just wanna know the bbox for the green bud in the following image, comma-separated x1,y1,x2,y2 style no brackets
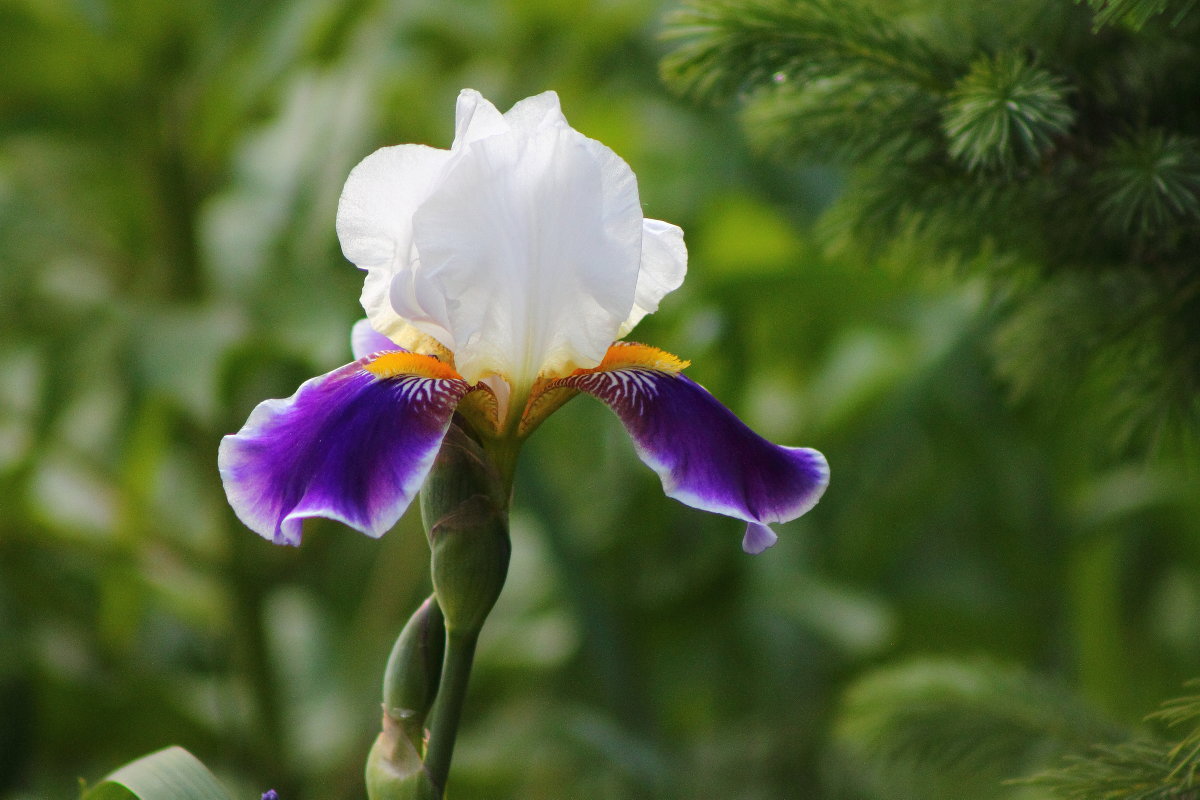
382,595,445,749
420,424,511,634
367,596,445,800
428,495,510,634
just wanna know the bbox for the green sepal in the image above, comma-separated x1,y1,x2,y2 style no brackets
81,747,234,800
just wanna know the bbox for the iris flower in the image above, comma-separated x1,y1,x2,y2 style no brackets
219,90,828,555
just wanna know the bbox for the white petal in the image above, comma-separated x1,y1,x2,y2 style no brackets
453,89,508,147
409,109,644,387
501,90,570,133
336,144,452,344
337,91,686,394
619,218,688,337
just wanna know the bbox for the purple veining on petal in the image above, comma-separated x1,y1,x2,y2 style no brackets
351,318,403,360
219,358,470,545
560,368,829,549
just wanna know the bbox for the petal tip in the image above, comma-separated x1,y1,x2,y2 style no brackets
787,446,830,516
742,522,779,555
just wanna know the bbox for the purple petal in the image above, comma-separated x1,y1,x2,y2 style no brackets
351,318,403,359
559,363,828,551
219,354,471,545
742,522,779,555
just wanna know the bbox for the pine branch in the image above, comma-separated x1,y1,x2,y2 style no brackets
1092,129,1200,238
660,0,1200,451
740,73,943,162
992,269,1200,455
660,0,958,104
942,52,1076,174
1024,683,1200,800
1080,0,1200,30
1150,683,1200,787
830,659,1128,800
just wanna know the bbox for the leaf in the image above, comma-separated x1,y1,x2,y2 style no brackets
82,747,235,800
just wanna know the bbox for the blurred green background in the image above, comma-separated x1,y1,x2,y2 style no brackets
2,0,1199,798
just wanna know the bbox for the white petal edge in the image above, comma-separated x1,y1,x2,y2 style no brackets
452,89,569,148
619,218,688,337
453,90,507,147
337,143,453,344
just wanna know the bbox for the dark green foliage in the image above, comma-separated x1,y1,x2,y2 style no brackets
1080,0,1199,30
660,0,957,101
662,0,1200,453
943,52,1075,173
1093,130,1200,238
831,665,1200,800
830,659,1128,800
658,2,1200,798
992,269,1200,452
1025,685,1200,799
661,0,956,163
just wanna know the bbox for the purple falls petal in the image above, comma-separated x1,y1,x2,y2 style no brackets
219,356,471,545
560,367,829,551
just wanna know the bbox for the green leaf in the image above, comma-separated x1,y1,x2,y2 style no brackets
82,747,235,800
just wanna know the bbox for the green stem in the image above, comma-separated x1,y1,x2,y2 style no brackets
422,630,481,796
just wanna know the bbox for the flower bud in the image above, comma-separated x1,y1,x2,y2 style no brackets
382,596,445,746
367,596,444,800
420,424,510,634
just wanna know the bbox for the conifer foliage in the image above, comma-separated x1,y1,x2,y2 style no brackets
661,0,1200,453
830,660,1200,800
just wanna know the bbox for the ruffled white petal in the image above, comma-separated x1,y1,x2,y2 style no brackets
496,90,570,135
407,92,643,386
619,218,688,337
452,90,508,146
337,90,685,390
336,144,453,345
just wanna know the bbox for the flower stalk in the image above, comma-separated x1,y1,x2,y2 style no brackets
421,631,481,795
421,422,512,796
